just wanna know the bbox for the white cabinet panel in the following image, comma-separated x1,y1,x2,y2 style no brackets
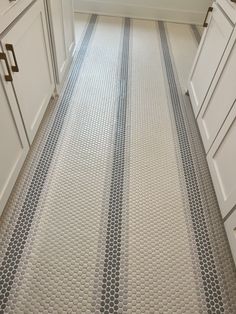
0,0,34,34
0,0,17,15
48,0,75,88
207,103,236,218
225,210,236,266
63,0,76,57
48,0,68,83
217,0,236,24
188,4,233,116
0,66,29,215
1,0,54,143
198,30,236,152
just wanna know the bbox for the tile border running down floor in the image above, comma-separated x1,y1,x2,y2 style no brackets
99,17,130,314
0,15,235,314
89,17,131,314
0,15,98,313
158,21,236,313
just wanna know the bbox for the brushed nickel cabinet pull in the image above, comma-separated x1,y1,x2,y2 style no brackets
6,44,19,72
0,52,13,82
203,7,213,28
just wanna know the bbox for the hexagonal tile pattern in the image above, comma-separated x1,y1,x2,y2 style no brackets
0,15,236,314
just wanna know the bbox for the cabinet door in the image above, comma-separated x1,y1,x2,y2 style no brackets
197,29,236,152
207,103,236,218
0,64,29,215
48,0,75,86
1,0,54,143
188,4,233,117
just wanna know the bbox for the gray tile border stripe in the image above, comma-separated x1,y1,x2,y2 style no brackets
158,21,225,313
191,25,202,44
0,14,97,313
99,17,130,314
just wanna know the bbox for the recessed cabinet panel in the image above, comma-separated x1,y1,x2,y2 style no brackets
198,36,236,152
49,0,68,83
188,4,233,116
207,103,236,218
63,0,76,57
0,72,29,215
1,0,54,143
48,0,75,87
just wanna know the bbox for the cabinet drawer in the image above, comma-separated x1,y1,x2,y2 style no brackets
188,3,233,116
207,103,236,218
225,210,236,266
198,30,236,152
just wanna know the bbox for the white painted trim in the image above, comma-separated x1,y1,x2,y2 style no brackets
74,0,206,25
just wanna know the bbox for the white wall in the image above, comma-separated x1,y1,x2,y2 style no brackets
74,0,212,25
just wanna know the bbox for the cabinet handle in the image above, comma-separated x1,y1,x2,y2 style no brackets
0,52,13,82
6,44,19,72
203,7,213,27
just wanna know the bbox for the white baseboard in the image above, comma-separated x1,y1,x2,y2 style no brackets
74,0,205,25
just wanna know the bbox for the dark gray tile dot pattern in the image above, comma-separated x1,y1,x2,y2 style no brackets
0,15,236,314
99,18,130,314
0,14,97,313
158,21,227,313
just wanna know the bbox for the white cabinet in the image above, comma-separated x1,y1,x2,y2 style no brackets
1,0,54,143
0,64,29,215
197,28,236,152
225,210,236,266
189,1,236,265
207,103,236,218
188,3,233,116
47,0,75,89
0,0,55,214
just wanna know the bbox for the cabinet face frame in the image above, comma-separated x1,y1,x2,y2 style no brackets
47,0,75,89
188,3,233,117
0,51,29,215
62,0,76,58
197,27,236,153
47,0,68,84
207,102,236,219
1,0,54,144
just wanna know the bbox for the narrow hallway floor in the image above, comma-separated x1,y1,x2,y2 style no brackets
0,14,236,313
